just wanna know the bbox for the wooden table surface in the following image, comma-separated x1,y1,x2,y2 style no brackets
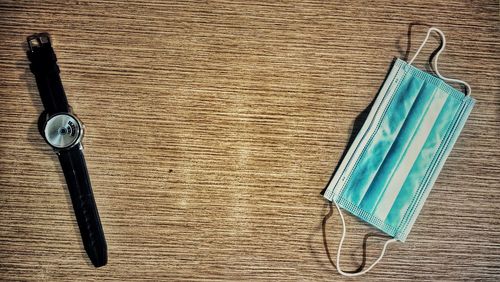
0,1,498,280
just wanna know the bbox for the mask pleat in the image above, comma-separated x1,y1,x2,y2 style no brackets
341,74,424,206
360,79,437,216
384,92,461,235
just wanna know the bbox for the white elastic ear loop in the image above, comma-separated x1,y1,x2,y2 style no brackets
332,200,398,277
408,27,472,96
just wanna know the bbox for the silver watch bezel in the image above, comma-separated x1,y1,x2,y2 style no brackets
42,112,85,151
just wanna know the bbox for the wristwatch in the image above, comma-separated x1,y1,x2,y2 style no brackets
26,33,107,267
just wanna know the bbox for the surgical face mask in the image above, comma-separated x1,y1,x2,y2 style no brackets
323,27,475,276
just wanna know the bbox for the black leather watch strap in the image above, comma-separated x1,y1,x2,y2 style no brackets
27,34,69,114
58,146,107,267
27,33,107,268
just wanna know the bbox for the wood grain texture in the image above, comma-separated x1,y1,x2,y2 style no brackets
0,0,498,280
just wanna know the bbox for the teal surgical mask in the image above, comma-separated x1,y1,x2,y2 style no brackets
324,28,475,276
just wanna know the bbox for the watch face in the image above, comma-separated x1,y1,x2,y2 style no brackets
43,113,83,149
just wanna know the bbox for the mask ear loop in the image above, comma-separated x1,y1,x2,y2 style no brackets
332,200,398,277
408,27,472,96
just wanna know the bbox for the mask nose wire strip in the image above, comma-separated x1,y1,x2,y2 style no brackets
332,200,398,277
408,27,472,96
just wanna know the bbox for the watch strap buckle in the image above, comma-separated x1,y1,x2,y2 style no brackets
27,33,52,52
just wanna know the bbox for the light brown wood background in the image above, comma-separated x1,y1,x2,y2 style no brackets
0,0,498,281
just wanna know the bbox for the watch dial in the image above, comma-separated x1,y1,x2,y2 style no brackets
43,114,82,149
